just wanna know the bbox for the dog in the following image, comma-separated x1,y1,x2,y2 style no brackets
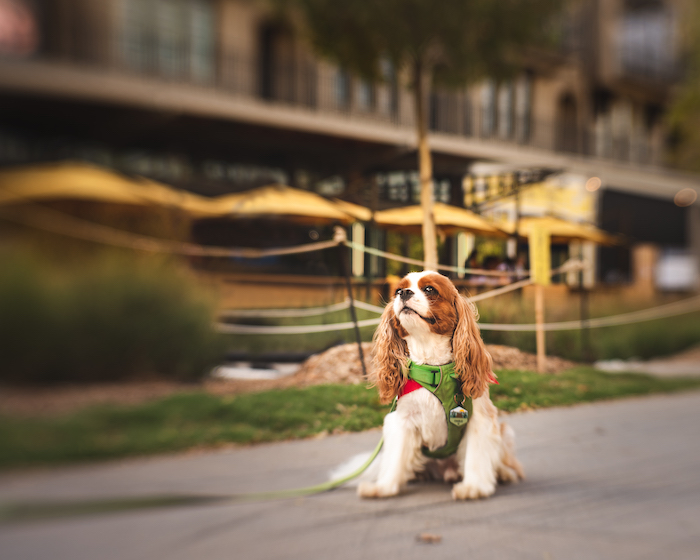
358,270,524,499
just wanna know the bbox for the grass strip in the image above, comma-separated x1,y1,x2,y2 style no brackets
1,368,699,470
490,367,700,411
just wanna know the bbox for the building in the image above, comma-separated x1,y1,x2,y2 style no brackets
0,0,698,305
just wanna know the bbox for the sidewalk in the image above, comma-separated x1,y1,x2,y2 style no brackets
596,345,700,377
2,390,700,560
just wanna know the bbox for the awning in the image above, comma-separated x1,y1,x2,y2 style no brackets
0,161,220,217
512,216,620,245
208,184,357,224
332,198,373,222
373,202,507,237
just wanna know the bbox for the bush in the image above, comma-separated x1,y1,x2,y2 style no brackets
477,291,700,363
0,254,226,384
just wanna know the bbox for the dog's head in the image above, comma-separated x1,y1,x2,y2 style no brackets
372,271,493,404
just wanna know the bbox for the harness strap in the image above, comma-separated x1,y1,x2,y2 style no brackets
398,360,471,459
407,362,455,386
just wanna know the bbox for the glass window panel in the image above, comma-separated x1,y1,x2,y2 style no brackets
156,0,188,79
357,80,374,111
335,68,351,109
190,0,214,83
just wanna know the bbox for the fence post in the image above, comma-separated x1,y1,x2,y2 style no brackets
535,284,546,373
335,227,368,379
529,224,551,373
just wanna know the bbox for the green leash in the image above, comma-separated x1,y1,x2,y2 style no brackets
0,435,385,524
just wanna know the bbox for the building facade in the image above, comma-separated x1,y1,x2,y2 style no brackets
0,0,698,296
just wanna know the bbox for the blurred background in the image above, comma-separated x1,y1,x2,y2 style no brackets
0,0,699,385
3,4,700,556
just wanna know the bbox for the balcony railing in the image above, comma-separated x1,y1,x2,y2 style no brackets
9,40,662,167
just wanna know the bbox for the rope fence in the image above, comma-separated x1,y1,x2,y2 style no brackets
0,205,341,258
344,239,521,276
0,205,521,275
219,299,355,319
4,203,698,337
216,294,700,335
478,294,700,332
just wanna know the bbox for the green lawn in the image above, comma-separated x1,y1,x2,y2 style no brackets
2,368,700,470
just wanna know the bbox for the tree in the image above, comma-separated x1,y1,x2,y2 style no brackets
282,0,563,269
667,2,700,173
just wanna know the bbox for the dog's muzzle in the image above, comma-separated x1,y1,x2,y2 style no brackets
400,305,437,325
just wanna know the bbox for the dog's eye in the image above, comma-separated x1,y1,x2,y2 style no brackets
423,285,437,295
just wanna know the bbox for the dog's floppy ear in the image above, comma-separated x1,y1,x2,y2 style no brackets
452,293,493,399
371,302,408,404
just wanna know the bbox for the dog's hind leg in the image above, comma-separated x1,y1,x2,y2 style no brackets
496,422,525,483
452,394,502,500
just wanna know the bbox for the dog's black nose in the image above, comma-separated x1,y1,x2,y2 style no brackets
399,289,414,302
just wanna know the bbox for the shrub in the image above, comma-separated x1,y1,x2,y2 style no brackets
0,254,226,384
477,291,700,363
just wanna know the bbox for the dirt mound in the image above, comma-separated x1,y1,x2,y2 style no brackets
206,342,576,397
486,344,576,374
285,342,576,387
285,342,375,387
1,344,576,416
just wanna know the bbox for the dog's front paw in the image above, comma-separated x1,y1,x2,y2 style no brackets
358,481,400,499
452,480,496,500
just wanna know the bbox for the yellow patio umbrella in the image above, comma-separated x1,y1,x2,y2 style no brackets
0,161,220,217
373,202,507,237
208,184,357,224
332,198,372,222
512,216,620,245
135,177,222,217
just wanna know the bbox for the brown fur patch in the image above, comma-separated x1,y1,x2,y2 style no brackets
372,272,494,402
417,273,459,336
371,302,409,403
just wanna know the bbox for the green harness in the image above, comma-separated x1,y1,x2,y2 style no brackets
403,361,472,459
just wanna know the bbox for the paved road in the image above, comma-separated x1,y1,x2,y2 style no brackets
596,345,700,377
2,391,700,560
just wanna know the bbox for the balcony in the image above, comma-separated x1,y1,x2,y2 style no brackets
0,34,662,170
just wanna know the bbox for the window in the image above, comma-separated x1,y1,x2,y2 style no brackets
435,179,451,203
497,82,514,139
379,57,399,118
515,73,532,143
334,68,351,109
480,80,496,137
377,172,451,204
122,0,215,83
156,0,188,78
357,80,375,111
189,0,215,83
619,3,676,80
557,94,579,153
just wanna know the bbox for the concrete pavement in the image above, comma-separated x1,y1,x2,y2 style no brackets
596,345,700,377
2,391,700,560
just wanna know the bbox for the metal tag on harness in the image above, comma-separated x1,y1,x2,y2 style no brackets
449,406,469,426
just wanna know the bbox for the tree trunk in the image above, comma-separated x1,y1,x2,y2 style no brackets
414,59,438,271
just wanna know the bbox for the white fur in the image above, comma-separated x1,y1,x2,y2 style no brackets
357,271,523,500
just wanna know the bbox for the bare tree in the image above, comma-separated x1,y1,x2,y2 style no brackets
282,0,563,268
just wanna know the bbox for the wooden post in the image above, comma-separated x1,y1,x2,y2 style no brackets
529,224,550,373
535,283,546,373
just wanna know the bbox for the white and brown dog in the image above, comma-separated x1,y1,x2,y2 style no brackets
359,270,524,499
